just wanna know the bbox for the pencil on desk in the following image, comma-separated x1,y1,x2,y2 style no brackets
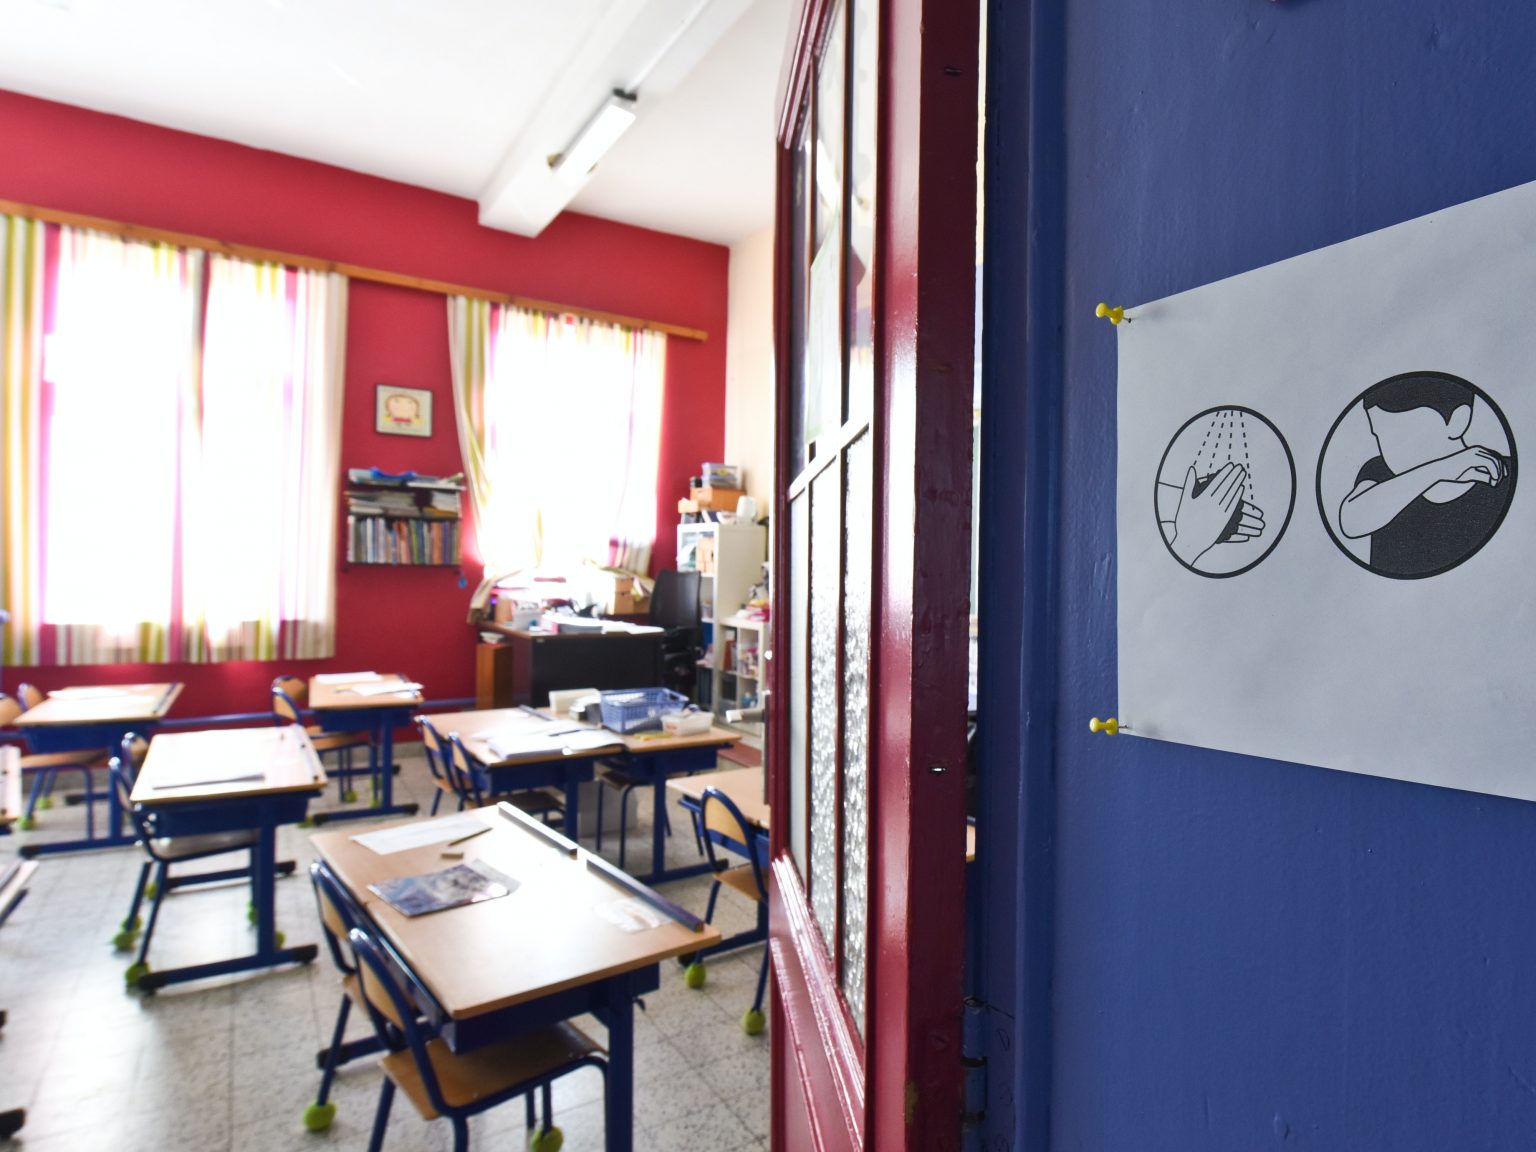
446,825,491,847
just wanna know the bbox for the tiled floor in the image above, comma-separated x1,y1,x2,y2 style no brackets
0,749,770,1151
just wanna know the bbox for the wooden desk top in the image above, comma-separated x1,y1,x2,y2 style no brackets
430,707,737,764
15,683,183,728
427,708,626,765
309,673,423,711
665,764,979,862
311,806,722,1019
667,767,771,830
132,725,326,805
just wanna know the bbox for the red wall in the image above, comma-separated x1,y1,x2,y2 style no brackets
0,89,727,716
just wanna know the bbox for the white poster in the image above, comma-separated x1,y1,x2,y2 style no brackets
1118,179,1536,801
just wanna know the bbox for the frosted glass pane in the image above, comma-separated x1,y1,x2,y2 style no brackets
840,431,872,1035
788,491,810,878
809,466,840,941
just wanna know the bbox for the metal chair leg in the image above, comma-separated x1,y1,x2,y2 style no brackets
366,1078,395,1152
316,995,351,1105
451,1115,470,1152
135,861,169,969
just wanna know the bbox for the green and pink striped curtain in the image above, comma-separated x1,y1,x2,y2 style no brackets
0,216,44,667
0,217,346,665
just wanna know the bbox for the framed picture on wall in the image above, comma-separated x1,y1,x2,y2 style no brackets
376,384,433,437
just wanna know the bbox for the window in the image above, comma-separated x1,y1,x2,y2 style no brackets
448,300,665,577
1,219,346,665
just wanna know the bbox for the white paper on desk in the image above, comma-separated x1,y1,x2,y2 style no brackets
149,770,268,792
49,694,160,717
594,897,665,933
347,681,423,698
315,671,380,684
352,813,488,855
1117,176,1536,803
46,686,131,701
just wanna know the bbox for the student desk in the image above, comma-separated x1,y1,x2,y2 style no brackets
15,682,184,858
311,805,721,1152
428,707,626,840
130,725,324,990
441,707,737,885
308,674,422,823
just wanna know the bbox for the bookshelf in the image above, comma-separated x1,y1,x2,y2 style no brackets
344,468,464,567
676,520,766,720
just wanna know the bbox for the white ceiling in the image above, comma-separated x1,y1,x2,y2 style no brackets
0,0,791,246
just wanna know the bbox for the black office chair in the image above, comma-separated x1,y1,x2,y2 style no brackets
649,569,702,699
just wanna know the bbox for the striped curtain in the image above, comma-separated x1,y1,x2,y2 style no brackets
182,258,347,661
45,227,204,665
4,221,345,666
447,297,666,577
0,216,44,666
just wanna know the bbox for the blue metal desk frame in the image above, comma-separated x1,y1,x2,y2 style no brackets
134,788,320,991
307,701,420,825
602,743,726,886
18,718,166,858
476,754,599,842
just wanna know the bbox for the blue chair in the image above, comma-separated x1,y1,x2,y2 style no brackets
444,732,564,826
683,787,770,1035
415,717,459,816
347,921,606,1152
271,677,374,804
304,859,398,1133
110,734,296,984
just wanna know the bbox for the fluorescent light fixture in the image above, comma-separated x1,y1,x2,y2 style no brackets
549,91,638,183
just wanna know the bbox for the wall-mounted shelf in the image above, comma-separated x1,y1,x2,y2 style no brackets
345,467,464,566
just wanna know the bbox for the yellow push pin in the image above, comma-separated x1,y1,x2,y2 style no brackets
1088,717,1124,736
1094,302,1128,326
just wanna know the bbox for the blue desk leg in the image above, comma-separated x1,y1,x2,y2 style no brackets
310,710,419,825
563,774,581,841
631,755,717,886
604,988,634,1152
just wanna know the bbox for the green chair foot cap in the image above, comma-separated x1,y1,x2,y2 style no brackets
742,1008,766,1035
529,1127,564,1152
298,818,315,829
144,882,159,900
120,915,143,932
36,796,52,811
275,930,286,948
247,902,258,925
370,796,382,808
343,790,358,804
16,817,34,831
683,962,707,990
112,930,137,952
302,1101,336,1133
124,961,149,987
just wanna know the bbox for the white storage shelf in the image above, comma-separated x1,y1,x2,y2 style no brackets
677,520,766,721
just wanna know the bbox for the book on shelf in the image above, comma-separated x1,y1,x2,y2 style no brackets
347,515,461,565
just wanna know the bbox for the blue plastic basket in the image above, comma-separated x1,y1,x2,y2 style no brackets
598,688,690,734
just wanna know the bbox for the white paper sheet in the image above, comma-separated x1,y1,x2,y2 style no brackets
346,681,423,698
46,686,131,701
1118,177,1536,802
351,813,490,855
315,672,380,684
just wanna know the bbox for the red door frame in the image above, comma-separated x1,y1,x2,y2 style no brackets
767,0,979,1146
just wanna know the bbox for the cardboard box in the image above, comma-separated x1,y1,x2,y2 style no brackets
694,485,744,513
698,535,717,574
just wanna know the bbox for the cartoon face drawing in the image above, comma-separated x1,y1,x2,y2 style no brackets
1154,406,1296,578
384,392,422,427
1317,372,1517,579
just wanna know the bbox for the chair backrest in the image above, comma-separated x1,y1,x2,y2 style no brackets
270,683,303,725
445,733,485,809
649,569,701,631
700,787,767,900
415,716,448,787
310,859,366,977
110,733,156,848
16,684,43,711
348,926,455,1115
0,694,21,727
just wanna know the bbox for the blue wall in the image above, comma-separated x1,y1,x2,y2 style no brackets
981,2,1536,1148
